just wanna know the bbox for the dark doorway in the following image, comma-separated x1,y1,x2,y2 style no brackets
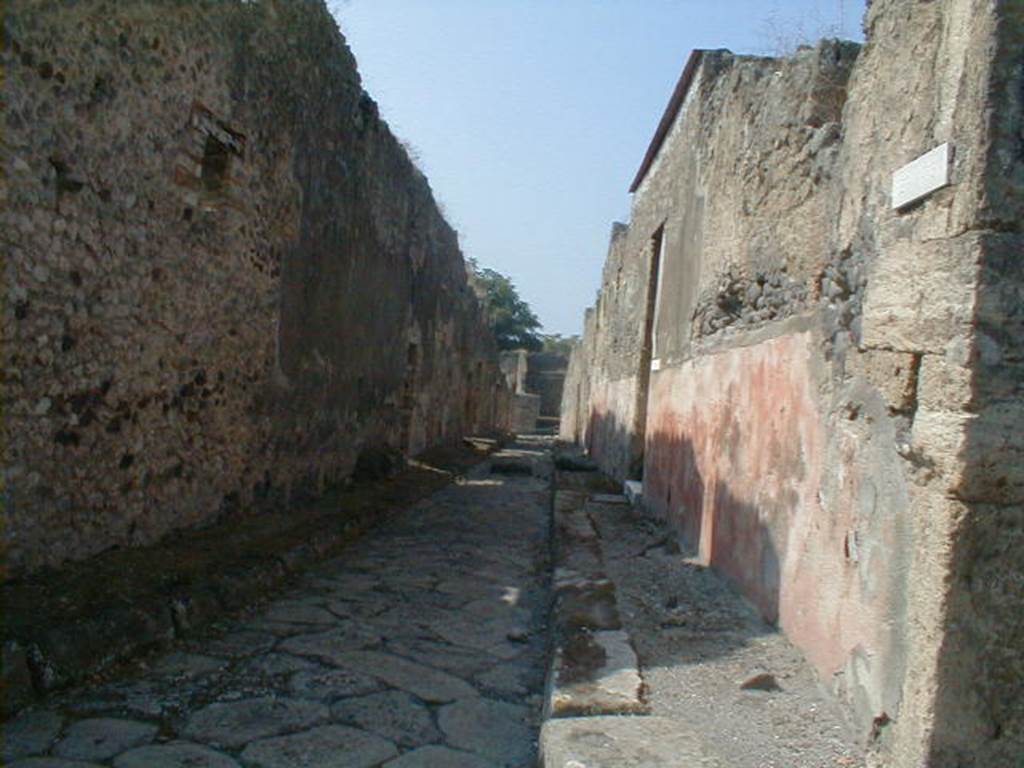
631,224,664,480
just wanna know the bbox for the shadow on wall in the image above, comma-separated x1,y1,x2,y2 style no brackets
926,235,1024,765
586,408,782,626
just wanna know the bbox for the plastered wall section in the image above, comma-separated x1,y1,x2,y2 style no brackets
2,0,509,577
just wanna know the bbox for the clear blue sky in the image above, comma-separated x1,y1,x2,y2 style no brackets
331,1,866,336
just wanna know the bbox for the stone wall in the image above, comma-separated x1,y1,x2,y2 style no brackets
524,352,567,418
561,2,1022,765
2,0,510,577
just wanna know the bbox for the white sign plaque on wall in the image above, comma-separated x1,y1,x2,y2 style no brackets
891,142,953,210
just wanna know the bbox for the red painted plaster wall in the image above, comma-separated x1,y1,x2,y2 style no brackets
643,332,902,685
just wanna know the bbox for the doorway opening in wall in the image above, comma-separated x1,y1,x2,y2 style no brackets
201,134,232,192
631,223,665,480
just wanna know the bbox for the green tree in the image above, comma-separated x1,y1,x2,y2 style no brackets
468,260,543,351
540,333,577,357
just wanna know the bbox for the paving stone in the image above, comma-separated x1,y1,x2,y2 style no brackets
202,631,277,659
438,698,533,766
262,603,339,625
8,759,105,768
236,652,318,678
289,667,383,701
52,718,158,762
330,690,440,748
386,638,494,678
2,709,63,761
278,628,381,665
383,745,496,767
426,614,524,659
324,599,388,620
64,681,178,718
239,724,397,768
462,598,532,625
244,620,315,637
182,697,327,749
112,741,241,767
327,650,478,703
151,653,226,679
474,663,531,697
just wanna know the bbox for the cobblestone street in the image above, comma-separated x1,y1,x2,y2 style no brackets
3,441,552,768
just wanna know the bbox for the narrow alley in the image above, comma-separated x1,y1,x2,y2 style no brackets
5,2,1021,766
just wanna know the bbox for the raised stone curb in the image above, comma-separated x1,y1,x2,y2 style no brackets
543,479,648,721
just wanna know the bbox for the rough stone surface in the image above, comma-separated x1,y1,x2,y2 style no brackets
288,667,382,702
328,651,478,704
2,0,511,579
330,690,440,747
548,630,645,716
112,742,240,768
2,710,64,761
239,725,397,768
384,745,496,768
277,628,382,666
8,760,106,768
438,698,534,766
182,698,328,749
52,718,157,761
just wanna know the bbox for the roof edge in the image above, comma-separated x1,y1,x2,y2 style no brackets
628,49,706,194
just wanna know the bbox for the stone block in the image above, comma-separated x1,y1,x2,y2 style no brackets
917,352,973,412
546,629,646,717
861,236,979,353
847,348,919,412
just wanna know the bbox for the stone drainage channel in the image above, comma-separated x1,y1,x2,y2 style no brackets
2,438,862,767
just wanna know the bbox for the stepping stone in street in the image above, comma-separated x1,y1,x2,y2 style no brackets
2,709,63,761
239,724,397,768
328,650,478,703
52,718,158,762
330,690,440,748
438,698,533,765
288,667,382,701
112,741,240,767
183,697,327,749
383,744,496,767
